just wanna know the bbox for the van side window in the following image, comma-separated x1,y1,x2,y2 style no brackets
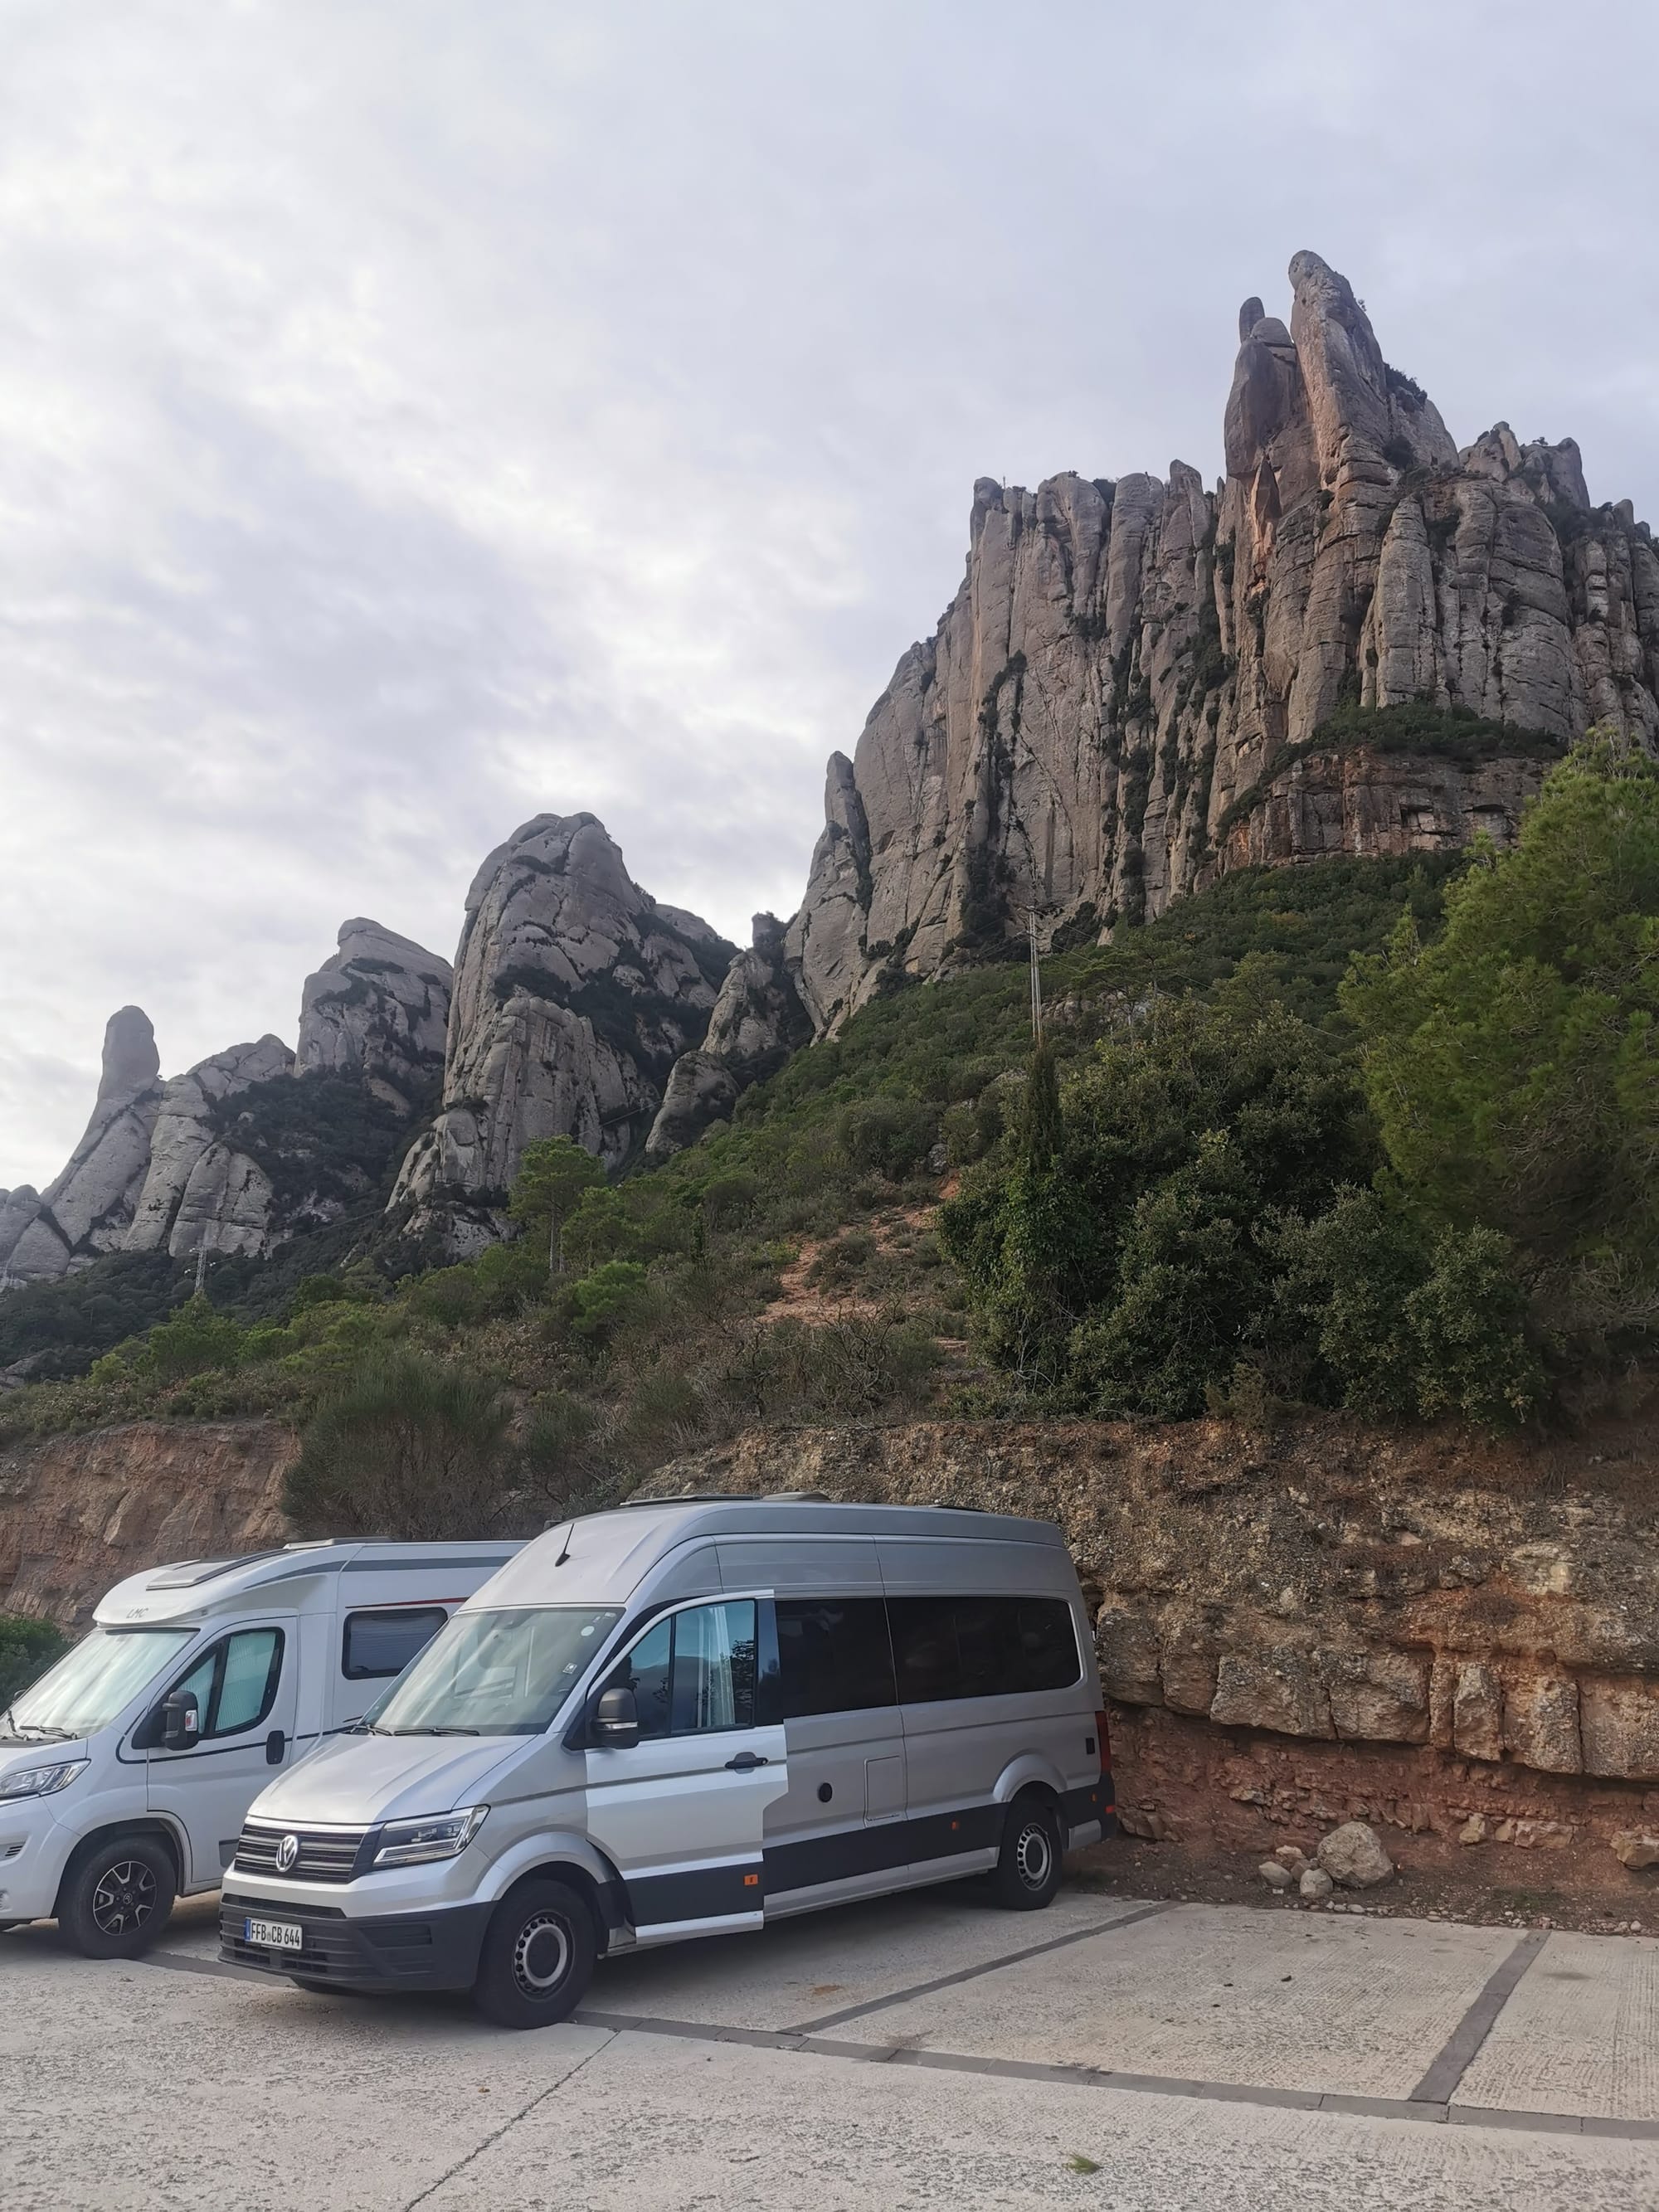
342,1607,448,1681
601,1602,759,1738
671,1601,757,1733
775,1599,897,1717
164,1628,285,1741
888,1597,1080,1702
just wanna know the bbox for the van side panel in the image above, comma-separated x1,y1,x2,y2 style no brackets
878,1539,1099,1872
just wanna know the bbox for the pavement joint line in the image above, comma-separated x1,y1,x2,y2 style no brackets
134,1948,265,1984
1408,1929,1549,2106
783,1901,1172,2034
399,2028,618,2212
96,1951,1659,2145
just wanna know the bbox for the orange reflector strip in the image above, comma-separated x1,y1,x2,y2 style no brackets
743,1873,759,1887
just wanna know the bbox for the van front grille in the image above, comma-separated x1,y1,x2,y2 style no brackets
234,1821,369,1884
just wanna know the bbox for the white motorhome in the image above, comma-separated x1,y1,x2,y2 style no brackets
221,1496,1114,2028
0,1540,521,1954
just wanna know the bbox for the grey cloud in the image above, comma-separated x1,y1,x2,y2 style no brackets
2,0,1657,1184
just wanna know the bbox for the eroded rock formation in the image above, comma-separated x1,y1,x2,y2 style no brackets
295,917,451,1114
391,814,732,1245
781,251,1659,1033
0,1009,163,1284
645,912,812,1159
125,1036,295,1260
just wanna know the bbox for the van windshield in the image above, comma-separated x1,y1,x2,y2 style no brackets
3,1627,195,1743
365,1607,620,1737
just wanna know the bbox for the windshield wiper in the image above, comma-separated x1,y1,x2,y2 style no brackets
381,1724,482,1736
0,1715,73,1744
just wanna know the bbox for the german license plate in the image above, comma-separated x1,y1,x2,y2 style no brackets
246,1916,303,1951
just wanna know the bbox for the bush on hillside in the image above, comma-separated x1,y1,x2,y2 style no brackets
284,1353,519,1539
1344,732,1659,1377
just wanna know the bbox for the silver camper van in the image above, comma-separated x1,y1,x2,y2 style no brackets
0,1541,520,1955
221,1497,1114,2027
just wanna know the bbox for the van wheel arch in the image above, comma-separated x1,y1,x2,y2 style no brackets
506,1858,609,1949
54,1820,185,1915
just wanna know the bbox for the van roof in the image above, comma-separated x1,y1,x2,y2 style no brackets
475,1495,1067,1612
94,1539,523,1628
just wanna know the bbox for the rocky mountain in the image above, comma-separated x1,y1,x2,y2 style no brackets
294,918,452,1114
1,921,451,1288
390,813,732,1248
645,912,811,1159
731,250,1659,1048
0,1009,163,1285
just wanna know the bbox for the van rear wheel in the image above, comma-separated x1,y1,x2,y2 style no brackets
993,1798,1063,1911
58,1834,176,1957
473,1879,596,2030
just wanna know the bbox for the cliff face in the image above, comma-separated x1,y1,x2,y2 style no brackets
294,917,452,1115
775,251,1659,1034
0,1420,294,1626
654,1416,1659,1861
0,1009,163,1285
390,814,732,1247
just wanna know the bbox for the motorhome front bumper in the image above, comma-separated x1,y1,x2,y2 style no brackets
220,1894,492,1991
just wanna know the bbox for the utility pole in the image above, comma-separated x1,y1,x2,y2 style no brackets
1029,908,1044,1047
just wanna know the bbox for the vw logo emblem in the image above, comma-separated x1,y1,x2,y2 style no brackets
275,1833,299,1874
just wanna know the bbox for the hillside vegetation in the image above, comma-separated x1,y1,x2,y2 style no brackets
1,738,1651,1535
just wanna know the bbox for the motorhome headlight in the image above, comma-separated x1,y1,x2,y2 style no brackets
0,1759,90,1801
372,1805,488,1867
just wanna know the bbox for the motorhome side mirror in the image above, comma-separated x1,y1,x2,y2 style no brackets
161,1690,201,1753
591,1686,638,1748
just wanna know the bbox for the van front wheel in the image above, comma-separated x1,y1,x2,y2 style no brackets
474,1879,596,2030
993,1799,1063,1911
58,1835,176,1957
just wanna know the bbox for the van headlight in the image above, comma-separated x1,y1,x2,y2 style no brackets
0,1760,90,1801
372,1805,488,1867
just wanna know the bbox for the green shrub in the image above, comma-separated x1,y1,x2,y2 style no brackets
284,1353,518,1539
570,1261,649,1341
140,1296,246,1381
838,1098,939,1181
0,1613,70,1706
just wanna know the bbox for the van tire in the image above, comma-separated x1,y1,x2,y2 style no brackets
473,1879,596,2030
993,1797,1063,1911
57,1834,177,1957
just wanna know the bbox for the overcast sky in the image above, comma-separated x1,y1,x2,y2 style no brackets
2,0,1656,1187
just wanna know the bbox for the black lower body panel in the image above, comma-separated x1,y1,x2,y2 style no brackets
221,1895,492,1991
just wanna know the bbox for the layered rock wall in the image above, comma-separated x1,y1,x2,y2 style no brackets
652,1415,1659,1862
777,252,1659,1033
295,917,452,1113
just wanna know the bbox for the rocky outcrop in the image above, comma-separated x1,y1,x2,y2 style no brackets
125,1036,295,1259
649,1413,1659,1861
0,1421,294,1626
391,814,731,1245
0,1009,164,1284
647,913,813,1159
295,918,451,1114
782,251,1659,1032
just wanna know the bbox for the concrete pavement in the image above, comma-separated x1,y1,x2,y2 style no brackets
3,1884,1659,2208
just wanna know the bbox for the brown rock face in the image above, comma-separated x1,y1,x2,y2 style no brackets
778,253,1659,1033
0,1421,294,1626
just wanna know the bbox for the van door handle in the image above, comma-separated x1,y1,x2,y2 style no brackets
265,1730,287,1766
725,1752,769,1772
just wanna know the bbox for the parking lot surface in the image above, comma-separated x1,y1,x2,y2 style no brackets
5,1881,1659,2209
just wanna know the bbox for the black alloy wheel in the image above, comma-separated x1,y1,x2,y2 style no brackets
59,1835,177,1957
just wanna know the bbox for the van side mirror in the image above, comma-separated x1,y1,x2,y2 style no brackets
591,1686,638,1748
161,1690,201,1752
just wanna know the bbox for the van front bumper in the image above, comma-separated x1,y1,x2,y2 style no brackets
221,1894,492,1992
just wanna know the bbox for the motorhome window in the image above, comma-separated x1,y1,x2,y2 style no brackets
163,1628,286,1741
3,1627,193,1741
888,1596,1081,1702
367,1607,620,1736
601,1602,758,1738
342,1607,448,1681
774,1598,897,1717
